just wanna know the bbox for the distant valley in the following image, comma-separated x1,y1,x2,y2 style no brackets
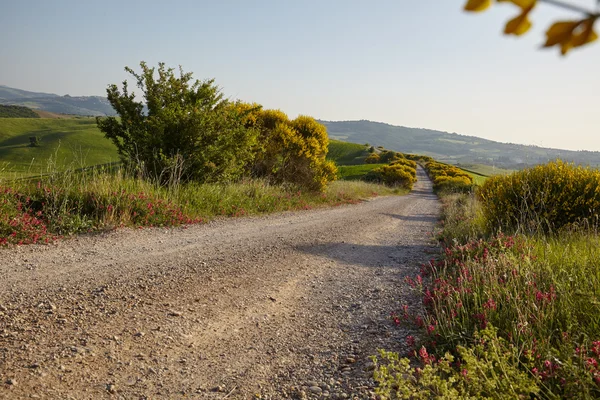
2,84,599,170
0,85,116,117
321,120,600,169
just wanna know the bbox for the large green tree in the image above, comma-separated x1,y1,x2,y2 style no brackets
97,62,257,184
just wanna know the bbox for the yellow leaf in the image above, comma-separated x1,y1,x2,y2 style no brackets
571,18,598,48
464,0,491,12
544,21,579,47
560,41,573,55
498,0,536,8
504,6,534,36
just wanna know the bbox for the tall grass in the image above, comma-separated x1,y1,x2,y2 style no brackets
0,166,396,245
375,162,600,398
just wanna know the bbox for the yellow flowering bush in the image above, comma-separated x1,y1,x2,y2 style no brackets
478,160,600,232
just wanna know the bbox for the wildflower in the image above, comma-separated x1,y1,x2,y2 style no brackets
483,298,497,311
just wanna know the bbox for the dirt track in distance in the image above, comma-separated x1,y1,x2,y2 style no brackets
0,166,440,399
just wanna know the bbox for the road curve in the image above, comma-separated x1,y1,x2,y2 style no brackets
0,166,440,399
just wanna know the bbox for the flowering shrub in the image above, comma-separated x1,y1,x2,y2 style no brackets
478,160,600,233
378,189,600,398
365,164,417,189
0,187,55,245
424,161,474,194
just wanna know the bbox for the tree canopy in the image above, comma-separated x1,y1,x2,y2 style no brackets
97,62,337,191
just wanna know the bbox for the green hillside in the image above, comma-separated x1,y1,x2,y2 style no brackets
0,118,118,177
322,120,600,169
0,105,40,118
326,140,370,165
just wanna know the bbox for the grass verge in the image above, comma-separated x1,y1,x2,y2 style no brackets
0,168,399,246
375,191,600,399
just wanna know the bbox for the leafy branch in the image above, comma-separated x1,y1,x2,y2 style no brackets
464,0,599,55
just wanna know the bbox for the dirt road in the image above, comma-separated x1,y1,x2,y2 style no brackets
0,167,440,399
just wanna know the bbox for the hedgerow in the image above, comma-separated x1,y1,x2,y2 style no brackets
365,162,417,189
424,161,474,194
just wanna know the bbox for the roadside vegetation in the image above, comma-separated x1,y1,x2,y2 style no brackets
374,160,600,399
423,160,475,194
0,62,403,246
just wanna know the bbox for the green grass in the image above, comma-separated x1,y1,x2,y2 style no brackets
464,170,488,185
337,163,387,180
0,118,118,177
380,190,600,398
327,139,370,165
457,163,515,177
0,166,398,245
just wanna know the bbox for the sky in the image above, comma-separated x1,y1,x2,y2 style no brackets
1,0,599,151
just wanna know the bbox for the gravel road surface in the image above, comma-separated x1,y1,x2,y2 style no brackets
0,167,440,399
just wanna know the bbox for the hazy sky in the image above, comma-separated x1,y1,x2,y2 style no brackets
2,1,599,151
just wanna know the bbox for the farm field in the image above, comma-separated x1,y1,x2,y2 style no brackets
0,117,118,177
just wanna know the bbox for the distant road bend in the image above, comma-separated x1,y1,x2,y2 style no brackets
0,167,440,399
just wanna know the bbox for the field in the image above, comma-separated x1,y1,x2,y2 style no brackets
456,162,515,176
0,118,118,177
326,140,370,165
336,163,387,180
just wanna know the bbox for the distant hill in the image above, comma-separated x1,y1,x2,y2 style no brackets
321,120,600,169
0,85,116,117
0,105,39,118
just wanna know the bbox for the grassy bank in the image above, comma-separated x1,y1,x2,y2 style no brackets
375,163,600,399
0,168,398,246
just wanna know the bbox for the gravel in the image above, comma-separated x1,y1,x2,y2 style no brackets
0,167,439,399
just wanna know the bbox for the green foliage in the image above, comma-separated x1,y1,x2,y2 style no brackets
0,167,391,245
478,160,600,233
337,163,387,181
374,327,539,399
378,150,405,164
97,62,258,185
326,140,369,165
28,136,41,147
425,161,474,194
365,153,381,164
0,105,39,118
394,189,600,398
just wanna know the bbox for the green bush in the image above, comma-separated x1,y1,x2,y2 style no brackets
379,150,405,164
374,326,540,399
478,160,600,233
97,62,258,185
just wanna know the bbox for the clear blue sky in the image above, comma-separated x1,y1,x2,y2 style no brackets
2,0,599,151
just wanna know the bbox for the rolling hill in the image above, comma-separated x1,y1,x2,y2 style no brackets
0,85,116,117
0,117,118,177
321,120,600,169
